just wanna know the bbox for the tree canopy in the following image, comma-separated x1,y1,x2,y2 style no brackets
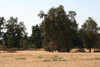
0,5,100,52
38,5,78,52
80,17,99,51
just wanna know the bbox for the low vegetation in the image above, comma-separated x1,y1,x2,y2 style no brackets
37,55,43,59
95,57,100,60
43,55,67,62
52,55,66,61
16,57,26,60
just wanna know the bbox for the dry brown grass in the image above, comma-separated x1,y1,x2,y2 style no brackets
0,50,100,67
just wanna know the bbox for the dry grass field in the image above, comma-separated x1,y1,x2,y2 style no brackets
0,49,100,67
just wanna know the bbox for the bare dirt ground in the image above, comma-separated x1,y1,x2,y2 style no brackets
0,50,100,67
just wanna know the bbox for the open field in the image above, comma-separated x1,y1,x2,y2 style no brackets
0,50,100,67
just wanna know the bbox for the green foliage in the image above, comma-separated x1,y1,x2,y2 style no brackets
7,36,14,48
52,55,61,61
95,34,100,48
80,17,99,50
31,24,43,49
95,57,100,60
0,17,5,46
0,5,100,52
38,5,78,52
52,55,66,61
20,38,28,50
16,57,26,60
43,55,67,62
0,17,5,38
3,17,27,48
43,60,51,62
37,55,43,59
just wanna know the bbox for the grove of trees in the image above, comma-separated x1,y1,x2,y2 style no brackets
0,5,100,52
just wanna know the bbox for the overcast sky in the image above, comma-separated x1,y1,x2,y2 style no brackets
0,0,100,36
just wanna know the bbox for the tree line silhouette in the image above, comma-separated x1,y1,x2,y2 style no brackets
0,5,100,52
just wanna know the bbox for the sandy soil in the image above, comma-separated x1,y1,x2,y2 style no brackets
0,50,100,67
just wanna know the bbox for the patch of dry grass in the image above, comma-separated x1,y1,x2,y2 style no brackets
0,50,100,67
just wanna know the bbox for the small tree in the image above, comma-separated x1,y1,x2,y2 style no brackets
3,17,27,48
20,38,28,50
0,17,5,45
80,17,99,52
31,25,43,49
95,33,100,48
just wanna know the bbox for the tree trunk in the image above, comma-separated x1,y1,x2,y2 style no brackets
90,48,94,53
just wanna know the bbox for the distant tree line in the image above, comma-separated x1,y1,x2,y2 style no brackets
0,5,100,52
